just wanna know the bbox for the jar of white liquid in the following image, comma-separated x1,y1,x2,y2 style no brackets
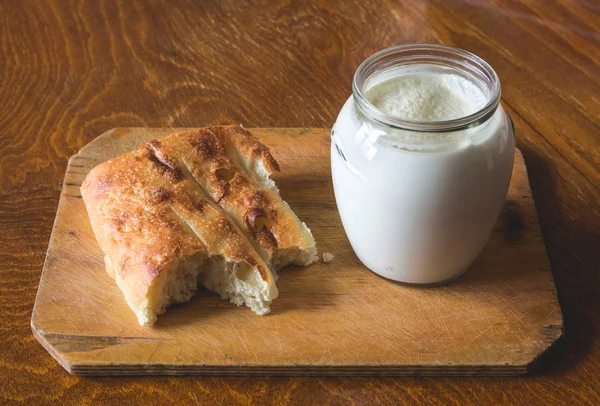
331,44,515,284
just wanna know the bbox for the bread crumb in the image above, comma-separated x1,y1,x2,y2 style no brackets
322,252,335,263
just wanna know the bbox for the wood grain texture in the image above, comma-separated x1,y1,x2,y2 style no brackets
31,128,561,377
1,0,599,403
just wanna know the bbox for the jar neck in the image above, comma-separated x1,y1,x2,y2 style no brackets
352,44,501,133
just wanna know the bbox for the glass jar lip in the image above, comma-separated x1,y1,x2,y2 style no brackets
352,43,501,133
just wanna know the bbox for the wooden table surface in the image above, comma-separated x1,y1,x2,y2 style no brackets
1,0,598,404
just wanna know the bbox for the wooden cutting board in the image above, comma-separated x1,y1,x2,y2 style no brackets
31,128,563,376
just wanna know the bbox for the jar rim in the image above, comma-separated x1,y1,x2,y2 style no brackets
352,43,501,132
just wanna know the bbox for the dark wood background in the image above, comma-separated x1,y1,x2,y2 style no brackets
1,0,599,404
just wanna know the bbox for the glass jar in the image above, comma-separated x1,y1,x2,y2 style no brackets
331,44,515,284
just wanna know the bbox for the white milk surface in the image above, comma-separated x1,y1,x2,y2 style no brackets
365,72,487,121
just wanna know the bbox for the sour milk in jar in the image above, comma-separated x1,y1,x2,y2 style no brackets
331,44,515,284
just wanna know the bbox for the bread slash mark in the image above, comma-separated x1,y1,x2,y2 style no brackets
145,141,183,182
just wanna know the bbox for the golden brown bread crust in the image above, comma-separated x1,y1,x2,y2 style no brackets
81,135,275,324
149,126,316,266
